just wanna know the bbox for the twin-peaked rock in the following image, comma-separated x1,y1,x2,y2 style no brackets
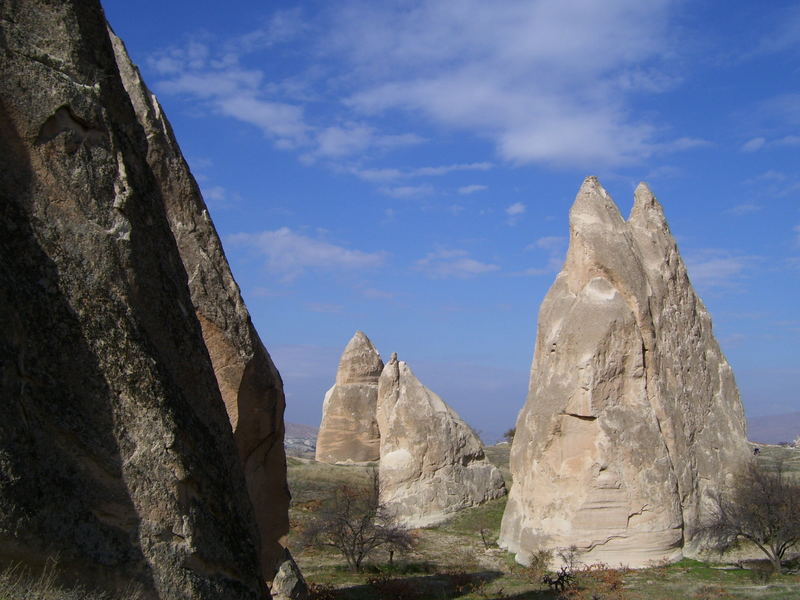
377,353,506,527
316,331,383,463
110,31,289,580
498,177,749,568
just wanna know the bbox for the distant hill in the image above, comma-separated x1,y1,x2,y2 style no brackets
285,422,318,458
747,412,800,445
285,422,319,438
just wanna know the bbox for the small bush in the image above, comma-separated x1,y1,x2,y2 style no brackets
307,582,337,600
367,574,420,600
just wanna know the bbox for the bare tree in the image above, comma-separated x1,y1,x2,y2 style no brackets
702,460,800,573
301,468,414,572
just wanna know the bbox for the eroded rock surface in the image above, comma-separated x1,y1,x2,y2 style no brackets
110,30,289,579
0,2,268,597
499,177,749,568
377,354,506,527
316,331,383,463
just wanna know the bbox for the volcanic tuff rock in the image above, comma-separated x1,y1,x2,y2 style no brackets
0,2,271,598
270,548,309,600
376,354,506,527
316,331,383,463
110,30,289,579
499,177,749,568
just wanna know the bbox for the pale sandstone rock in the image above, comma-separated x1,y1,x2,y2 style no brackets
110,30,289,579
377,354,506,527
0,2,266,597
315,331,383,463
270,548,309,600
499,177,749,568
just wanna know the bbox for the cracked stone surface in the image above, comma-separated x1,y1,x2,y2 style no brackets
498,177,749,568
0,2,270,597
110,28,289,580
377,354,506,527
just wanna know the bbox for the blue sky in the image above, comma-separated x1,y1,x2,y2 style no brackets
102,0,799,441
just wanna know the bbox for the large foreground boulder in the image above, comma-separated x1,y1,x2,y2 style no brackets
377,354,506,527
0,2,270,597
316,331,383,463
110,30,290,579
499,177,749,567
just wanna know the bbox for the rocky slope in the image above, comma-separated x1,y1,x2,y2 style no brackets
499,177,749,567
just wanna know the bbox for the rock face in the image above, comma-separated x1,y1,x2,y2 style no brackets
110,30,289,579
499,177,749,568
377,354,506,527
316,331,383,463
0,2,269,597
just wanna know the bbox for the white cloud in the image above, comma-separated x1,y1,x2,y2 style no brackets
519,236,566,275
335,0,682,167
352,162,492,182
227,227,386,279
684,249,758,291
414,248,499,279
726,203,762,216
379,184,434,199
305,302,344,313
458,184,488,195
741,137,766,152
151,0,691,171
528,236,566,251
505,202,526,216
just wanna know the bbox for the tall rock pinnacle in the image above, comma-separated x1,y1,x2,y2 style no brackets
109,29,289,580
499,177,748,568
316,331,383,463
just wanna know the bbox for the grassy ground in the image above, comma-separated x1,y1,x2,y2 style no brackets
288,445,800,600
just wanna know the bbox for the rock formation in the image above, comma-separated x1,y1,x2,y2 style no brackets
499,177,749,568
0,1,277,597
270,549,309,600
316,331,383,463
377,354,506,527
110,30,289,579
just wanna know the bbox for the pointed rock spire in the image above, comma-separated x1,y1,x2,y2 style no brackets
336,330,384,385
316,331,383,463
376,357,506,527
499,178,748,568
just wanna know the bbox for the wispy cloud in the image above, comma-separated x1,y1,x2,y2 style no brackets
414,248,499,279
458,184,488,195
150,1,694,171
227,227,386,279
305,302,344,313
725,203,762,216
505,202,526,225
334,0,685,167
519,235,567,275
684,249,758,291
505,202,526,217
379,184,434,199
352,162,492,182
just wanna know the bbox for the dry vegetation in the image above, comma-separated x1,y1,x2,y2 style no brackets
287,445,800,600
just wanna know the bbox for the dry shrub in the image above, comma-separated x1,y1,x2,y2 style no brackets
307,582,337,600
367,574,420,600
559,562,628,600
519,548,553,582
691,584,734,600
